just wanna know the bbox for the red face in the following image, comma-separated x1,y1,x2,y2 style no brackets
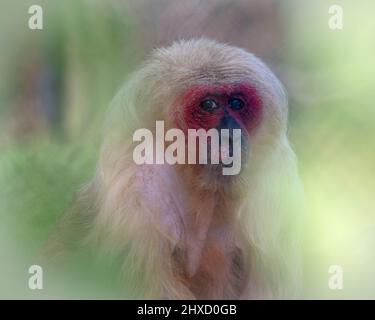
175,83,263,133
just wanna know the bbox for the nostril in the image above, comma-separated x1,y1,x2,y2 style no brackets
218,115,242,131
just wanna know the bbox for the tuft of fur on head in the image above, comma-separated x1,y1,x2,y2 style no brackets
44,38,305,299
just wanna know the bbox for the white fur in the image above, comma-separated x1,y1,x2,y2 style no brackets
47,39,305,299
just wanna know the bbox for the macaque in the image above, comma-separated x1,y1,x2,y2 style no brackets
45,39,305,299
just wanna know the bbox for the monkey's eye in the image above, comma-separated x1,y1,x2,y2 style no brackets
228,98,245,110
200,99,219,112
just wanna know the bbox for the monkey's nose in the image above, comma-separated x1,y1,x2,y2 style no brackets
217,115,243,144
217,115,241,133
217,115,243,158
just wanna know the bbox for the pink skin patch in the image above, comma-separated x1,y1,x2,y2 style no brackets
174,83,263,133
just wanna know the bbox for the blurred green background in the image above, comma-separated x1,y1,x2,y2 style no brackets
0,0,374,299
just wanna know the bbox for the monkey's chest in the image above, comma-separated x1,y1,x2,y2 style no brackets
175,235,246,299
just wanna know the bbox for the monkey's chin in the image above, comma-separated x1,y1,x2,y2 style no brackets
206,162,243,174
191,164,241,193
195,160,247,192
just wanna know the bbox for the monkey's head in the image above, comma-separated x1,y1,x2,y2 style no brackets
118,39,288,187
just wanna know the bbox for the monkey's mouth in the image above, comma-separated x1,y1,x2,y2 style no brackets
207,137,248,166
